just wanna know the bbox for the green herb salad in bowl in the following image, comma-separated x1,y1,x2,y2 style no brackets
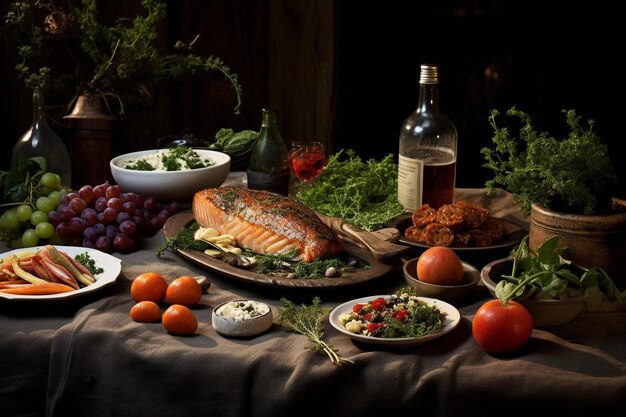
329,287,461,346
110,147,230,202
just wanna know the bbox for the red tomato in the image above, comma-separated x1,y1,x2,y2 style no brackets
367,322,384,333
472,299,534,354
370,297,387,311
391,309,407,321
352,303,365,313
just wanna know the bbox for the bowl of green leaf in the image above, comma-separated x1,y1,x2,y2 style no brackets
207,128,259,171
110,146,230,202
480,235,624,326
481,257,586,326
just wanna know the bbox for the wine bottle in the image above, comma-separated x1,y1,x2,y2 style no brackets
246,108,290,195
11,88,72,187
398,64,458,211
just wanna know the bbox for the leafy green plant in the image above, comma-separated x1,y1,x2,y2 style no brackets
495,235,624,306
295,149,404,231
3,0,242,117
481,107,616,215
208,128,259,154
0,157,51,206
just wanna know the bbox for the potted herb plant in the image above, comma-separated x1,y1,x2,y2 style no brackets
5,0,242,116
4,0,242,186
481,107,626,289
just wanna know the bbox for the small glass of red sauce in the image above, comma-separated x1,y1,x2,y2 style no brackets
288,141,326,181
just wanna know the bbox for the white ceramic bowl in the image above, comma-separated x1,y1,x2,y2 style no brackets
211,300,273,337
403,257,480,302
110,148,230,202
481,257,586,326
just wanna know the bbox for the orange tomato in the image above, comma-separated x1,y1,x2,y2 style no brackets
165,276,202,307
130,301,162,323
131,272,168,303
162,304,198,336
416,246,464,285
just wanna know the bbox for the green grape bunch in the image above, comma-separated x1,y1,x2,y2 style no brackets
0,157,68,248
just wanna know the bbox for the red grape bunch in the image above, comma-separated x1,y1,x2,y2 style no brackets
48,182,181,253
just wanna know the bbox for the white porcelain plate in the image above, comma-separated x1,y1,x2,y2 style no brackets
329,295,461,347
0,245,122,301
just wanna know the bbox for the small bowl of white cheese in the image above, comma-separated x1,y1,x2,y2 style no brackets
110,147,230,202
212,299,273,337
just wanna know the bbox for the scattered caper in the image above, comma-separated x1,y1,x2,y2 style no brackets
224,256,239,267
325,266,338,277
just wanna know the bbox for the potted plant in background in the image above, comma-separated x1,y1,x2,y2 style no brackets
481,107,626,289
3,0,242,187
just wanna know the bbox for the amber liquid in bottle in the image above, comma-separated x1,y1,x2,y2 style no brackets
398,64,457,211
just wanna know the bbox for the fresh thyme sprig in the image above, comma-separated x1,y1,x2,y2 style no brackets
295,150,405,231
278,297,353,366
481,107,616,215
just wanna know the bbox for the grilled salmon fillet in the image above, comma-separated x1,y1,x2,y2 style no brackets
192,187,342,262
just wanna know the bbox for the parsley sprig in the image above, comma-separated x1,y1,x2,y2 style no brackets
74,252,104,276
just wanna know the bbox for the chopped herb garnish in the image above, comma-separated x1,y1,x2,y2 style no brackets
156,221,208,257
124,146,215,171
161,146,213,170
74,252,104,275
246,250,357,279
124,159,155,171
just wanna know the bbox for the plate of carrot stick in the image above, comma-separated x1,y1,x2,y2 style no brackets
0,245,121,300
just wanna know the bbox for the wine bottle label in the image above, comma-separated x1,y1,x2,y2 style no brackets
246,168,290,196
398,154,424,212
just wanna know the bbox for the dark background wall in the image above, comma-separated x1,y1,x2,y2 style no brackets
1,0,623,195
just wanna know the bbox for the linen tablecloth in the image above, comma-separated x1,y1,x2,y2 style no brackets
1,183,625,417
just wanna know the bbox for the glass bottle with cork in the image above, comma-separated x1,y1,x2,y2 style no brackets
11,88,72,187
246,108,290,195
397,63,457,212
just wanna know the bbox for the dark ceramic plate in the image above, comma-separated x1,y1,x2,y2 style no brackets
392,215,527,253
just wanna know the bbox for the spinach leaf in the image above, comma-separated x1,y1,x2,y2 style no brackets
496,235,624,306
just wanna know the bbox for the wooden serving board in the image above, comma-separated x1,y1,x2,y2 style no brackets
162,212,393,289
